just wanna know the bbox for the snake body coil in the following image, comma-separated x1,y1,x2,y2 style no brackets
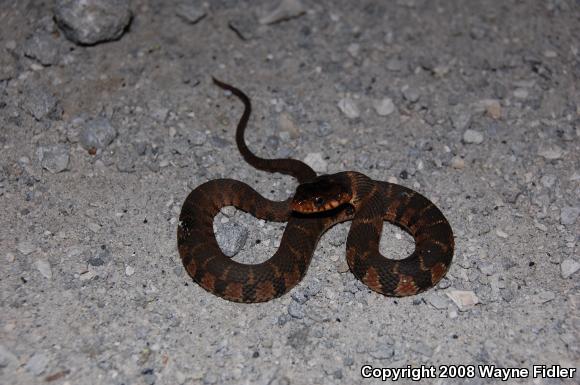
177,79,454,303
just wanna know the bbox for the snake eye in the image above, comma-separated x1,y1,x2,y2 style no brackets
314,197,325,207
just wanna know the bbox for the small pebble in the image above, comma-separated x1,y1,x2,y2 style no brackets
314,120,333,137
540,174,556,188
402,85,420,102
536,291,556,304
54,0,133,45
87,222,101,232
336,260,350,273
427,294,448,310
125,265,135,276
538,146,564,160
6,253,15,263
23,34,60,66
175,2,206,24
278,113,300,139
215,222,248,257
0,345,17,368
534,221,548,232
560,259,580,279
451,110,471,130
337,98,360,119
220,206,236,217
287,301,305,318
37,144,70,173
17,241,36,255
482,100,501,119
259,0,306,25
463,129,484,144
446,290,479,311
495,229,508,238
303,153,327,173
35,259,52,279
80,117,117,150
25,353,49,376
369,346,395,359
372,98,395,116
513,88,528,99
560,207,579,225
451,156,465,170
22,87,58,120
347,43,360,57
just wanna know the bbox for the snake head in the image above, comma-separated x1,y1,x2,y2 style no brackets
291,174,353,213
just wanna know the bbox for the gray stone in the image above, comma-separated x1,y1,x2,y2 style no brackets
0,345,17,368
463,129,484,144
22,87,59,120
80,117,117,150
369,346,395,360
560,207,579,225
373,97,395,116
287,301,305,318
25,352,49,375
176,2,206,24
303,153,327,173
447,290,479,311
260,0,306,25
37,144,70,173
116,148,137,173
410,341,433,357
35,259,52,279
337,98,360,119
54,0,132,45
402,86,420,102
538,146,564,160
17,241,36,255
451,110,472,130
560,258,580,279
215,222,248,257
190,130,207,146
426,293,448,310
540,174,556,188
23,34,60,65
386,58,405,71
314,120,333,137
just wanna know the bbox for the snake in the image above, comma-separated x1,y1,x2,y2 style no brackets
177,78,454,303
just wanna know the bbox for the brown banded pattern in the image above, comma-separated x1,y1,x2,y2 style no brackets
177,79,454,302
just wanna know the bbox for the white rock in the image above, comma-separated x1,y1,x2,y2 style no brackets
513,88,528,99
125,265,135,276
463,129,484,144
561,259,580,279
495,228,508,238
446,290,479,311
372,98,395,116
347,43,360,57
25,353,49,375
427,294,449,310
88,222,101,232
0,345,17,368
303,153,327,173
6,253,15,263
35,260,52,279
17,241,36,255
560,207,580,225
451,156,465,170
259,0,306,25
337,98,360,119
538,146,564,160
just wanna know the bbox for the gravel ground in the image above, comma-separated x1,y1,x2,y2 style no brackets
1,1,579,384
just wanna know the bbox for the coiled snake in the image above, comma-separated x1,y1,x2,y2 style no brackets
177,78,454,303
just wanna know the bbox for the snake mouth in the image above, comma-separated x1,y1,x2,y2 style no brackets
291,199,343,213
